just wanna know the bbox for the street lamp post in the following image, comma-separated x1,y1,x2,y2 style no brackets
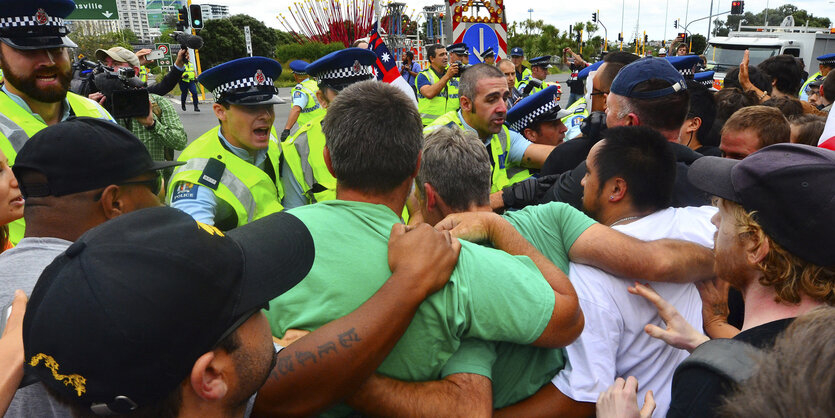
527,8,533,35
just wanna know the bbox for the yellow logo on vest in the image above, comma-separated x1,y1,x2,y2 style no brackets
196,221,224,236
29,353,87,396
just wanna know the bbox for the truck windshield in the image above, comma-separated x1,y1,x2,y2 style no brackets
705,44,780,73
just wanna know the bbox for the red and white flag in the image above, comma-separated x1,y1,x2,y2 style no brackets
368,24,418,107
819,108,835,150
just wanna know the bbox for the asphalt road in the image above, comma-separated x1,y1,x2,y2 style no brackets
170,72,572,144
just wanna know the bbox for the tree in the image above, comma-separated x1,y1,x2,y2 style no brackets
197,14,279,69
72,30,138,61
688,34,707,54
713,4,831,36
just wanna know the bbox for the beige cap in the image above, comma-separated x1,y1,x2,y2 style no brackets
95,47,139,68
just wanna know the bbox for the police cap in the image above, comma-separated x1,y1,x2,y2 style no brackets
289,59,309,74
529,55,552,68
198,56,282,105
506,85,570,132
305,48,376,91
481,46,495,59
0,0,77,50
817,53,835,67
447,42,469,56
510,47,524,57
665,55,701,78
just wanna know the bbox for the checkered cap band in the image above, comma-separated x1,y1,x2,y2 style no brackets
510,98,559,132
0,15,64,29
698,78,713,88
678,67,694,77
315,65,374,82
212,76,275,96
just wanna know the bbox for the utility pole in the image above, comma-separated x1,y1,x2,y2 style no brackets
527,8,533,35
663,0,669,42
707,0,714,41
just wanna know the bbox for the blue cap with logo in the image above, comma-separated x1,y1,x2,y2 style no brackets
481,46,495,58
506,85,569,132
693,71,715,89
817,53,835,67
305,47,376,91
577,60,604,80
529,55,552,68
510,47,524,57
0,0,77,50
447,42,469,56
665,55,701,78
289,60,309,74
198,56,282,105
611,57,686,99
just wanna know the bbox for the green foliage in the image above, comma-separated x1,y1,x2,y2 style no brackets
507,20,605,63
71,29,138,60
689,34,707,55
275,42,345,63
713,4,831,36
197,14,279,69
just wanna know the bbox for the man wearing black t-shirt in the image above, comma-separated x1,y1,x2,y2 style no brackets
563,47,589,106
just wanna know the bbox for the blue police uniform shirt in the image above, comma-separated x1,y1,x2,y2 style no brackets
456,110,532,164
3,84,72,123
291,88,310,108
170,129,270,225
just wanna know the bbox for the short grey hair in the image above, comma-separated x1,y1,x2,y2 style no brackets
459,63,505,101
417,126,491,210
322,80,423,193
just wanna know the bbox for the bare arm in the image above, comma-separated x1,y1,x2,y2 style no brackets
569,224,715,283
496,382,595,418
437,212,584,348
284,105,302,131
420,64,458,99
696,278,740,339
347,372,492,418
251,224,461,417
521,144,556,168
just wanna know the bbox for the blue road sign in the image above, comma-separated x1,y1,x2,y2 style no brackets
462,23,499,64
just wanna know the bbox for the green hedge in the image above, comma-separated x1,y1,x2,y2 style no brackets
275,42,345,64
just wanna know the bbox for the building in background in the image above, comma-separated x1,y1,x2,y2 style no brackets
118,0,152,42
147,0,184,31
199,4,231,21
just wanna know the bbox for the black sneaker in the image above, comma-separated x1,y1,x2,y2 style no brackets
194,107,201,112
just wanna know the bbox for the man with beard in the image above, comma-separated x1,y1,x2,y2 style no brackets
0,0,113,245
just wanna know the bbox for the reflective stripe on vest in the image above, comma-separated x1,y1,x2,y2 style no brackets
417,69,458,125
799,71,822,100
281,116,336,204
0,111,28,153
177,158,259,224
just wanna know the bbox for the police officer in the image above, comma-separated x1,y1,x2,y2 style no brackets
281,59,325,140
481,46,496,65
0,0,114,245
180,53,200,111
447,42,470,66
561,60,600,140
415,44,460,126
281,48,376,208
800,53,834,101
518,55,560,97
167,57,284,230
507,85,570,147
510,47,532,87
424,64,557,192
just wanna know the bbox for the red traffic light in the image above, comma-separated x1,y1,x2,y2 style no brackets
731,0,744,15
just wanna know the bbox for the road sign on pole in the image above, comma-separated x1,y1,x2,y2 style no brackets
462,23,499,64
154,43,173,67
244,26,253,57
67,0,119,20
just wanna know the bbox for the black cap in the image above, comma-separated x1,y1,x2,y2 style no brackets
12,117,184,198
688,143,835,267
23,206,315,415
0,0,78,50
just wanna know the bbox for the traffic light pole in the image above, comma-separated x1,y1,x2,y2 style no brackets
185,0,205,101
683,10,730,43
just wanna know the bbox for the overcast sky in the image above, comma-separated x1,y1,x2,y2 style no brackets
220,0,833,43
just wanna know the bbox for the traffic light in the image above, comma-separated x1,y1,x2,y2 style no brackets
731,0,744,15
673,19,678,28
576,32,582,44
189,4,203,29
592,12,597,23
618,32,623,41
176,5,187,31
644,34,648,43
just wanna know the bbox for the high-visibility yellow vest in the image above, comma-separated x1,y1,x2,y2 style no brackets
416,68,459,126
514,66,532,89
0,91,114,244
424,111,529,192
517,76,558,95
167,126,284,228
799,71,822,100
182,62,196,82
281,114,335,204
561,97,590,139
291,78,326,128
138,65,148,83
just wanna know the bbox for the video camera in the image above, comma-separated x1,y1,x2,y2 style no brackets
70,58,150,120
452,60,471,75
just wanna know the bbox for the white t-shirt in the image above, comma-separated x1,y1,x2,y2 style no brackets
551,205,717,416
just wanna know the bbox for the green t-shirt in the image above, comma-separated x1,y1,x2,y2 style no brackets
267,200,557,415
441,202,597,408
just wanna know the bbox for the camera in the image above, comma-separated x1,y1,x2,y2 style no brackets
70,59,150,119
452,60,471,75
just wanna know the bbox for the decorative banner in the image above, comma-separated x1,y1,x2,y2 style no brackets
67,0,119,20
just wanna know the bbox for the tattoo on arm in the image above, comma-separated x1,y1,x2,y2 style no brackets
269,328,361,381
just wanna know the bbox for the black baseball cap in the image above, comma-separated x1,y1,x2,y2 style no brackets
688,143,835,267
12,117,184,198
23,206,315,415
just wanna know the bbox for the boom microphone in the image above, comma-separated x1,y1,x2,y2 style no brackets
171,31,203,50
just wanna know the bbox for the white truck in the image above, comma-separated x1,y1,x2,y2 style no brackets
704,19,835,88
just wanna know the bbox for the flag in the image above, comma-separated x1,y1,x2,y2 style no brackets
819,108,835,150
368,23,418,107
